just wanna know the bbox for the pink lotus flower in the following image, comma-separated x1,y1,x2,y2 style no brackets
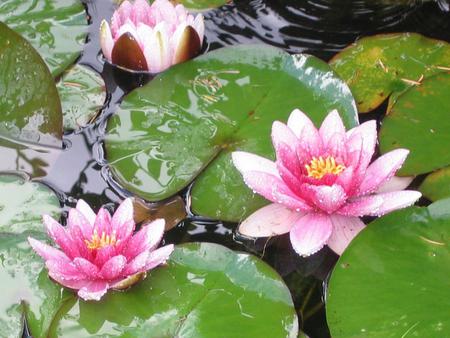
100,0,205,73
28,198,174,301
232,109,421,257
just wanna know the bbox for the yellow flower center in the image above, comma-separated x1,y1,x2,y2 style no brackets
305,156,346,180
85,229,118,250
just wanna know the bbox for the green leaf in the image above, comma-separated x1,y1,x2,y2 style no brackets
172,0,229,10
0,173,60,234
0,233,71,338
105,44,358,221
57,65,106,131
50,242,299,337
0,22,62,147
420,166,450,201
330,33,450,112
326,202,450,337
0,0,88,77
379,73,450,175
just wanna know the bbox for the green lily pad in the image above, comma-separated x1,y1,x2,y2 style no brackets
420,166,450,201
57,65,106,131
105,44,358,221
50,242,298,337
0,173,60,234
0,22,62,147
0,232,71,338
326,201,450,337
1,0,88,77
379,73,450,175
173,0,230,11
330,33,450,112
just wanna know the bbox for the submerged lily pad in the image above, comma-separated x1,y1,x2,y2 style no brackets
50,242,299,337
379,73,450,175
105,44,358,221
0,23,62,147
330,33,450,112
0,0,88,76
0,173,60,234
57,65,106,131
420,166,450,201
0,233,71,338
327,200,450,337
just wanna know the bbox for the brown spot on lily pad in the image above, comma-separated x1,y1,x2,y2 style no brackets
112,32,148,72
133,196,186,231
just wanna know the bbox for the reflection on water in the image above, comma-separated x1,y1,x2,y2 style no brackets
4,0,450,337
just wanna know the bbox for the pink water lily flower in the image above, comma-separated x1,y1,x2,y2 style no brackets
232,109,421,257
28,198,174,301
100,0,205,73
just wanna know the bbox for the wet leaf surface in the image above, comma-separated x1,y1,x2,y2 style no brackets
0,173,61,234
171,0,230,11
420,166,450,201
327,200,450,337
50,242,298,337
330,33,450,112
379,73,450,175
106,45,358,221
57,65,106,131
0,23,62,147
0,0,88,77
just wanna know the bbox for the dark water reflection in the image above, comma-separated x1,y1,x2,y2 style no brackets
9,0,450,336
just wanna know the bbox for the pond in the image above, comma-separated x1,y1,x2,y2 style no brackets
1,0,450,337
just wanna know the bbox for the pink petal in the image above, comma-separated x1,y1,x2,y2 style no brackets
192,14,204,42
358,149,409,195
111,1,133,37
242,171,312,212
144,22,172,73
46,259,85,281
376,175,414,194
123,219,165,260
335,166,356,194
100,20,114,61
100,255,127,280
346,120,377,172
301,184,347,213
277,162,303,196
28,237,71,262
232,151,279,177
111,198,135,239
93,208,112,236
152,0,178,26
338,195,384,217
123,251,149,275
67,209,93,258
94,245,117,267
327,215,365,255
368,191,422,216
272,121,302,178
73,257,99,278
289,213,333,257
144,244,174,270
43,215,79,259
76,199,96,226
78,281,109,301
319,110,346,147
131,0,153,26
238,203,304,237
49,273,90,290
287,109,322,157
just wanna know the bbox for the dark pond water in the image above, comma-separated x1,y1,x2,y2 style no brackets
17,0,450,336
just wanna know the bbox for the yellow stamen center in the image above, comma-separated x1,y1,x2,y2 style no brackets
85,229,118,250
305,156,346,180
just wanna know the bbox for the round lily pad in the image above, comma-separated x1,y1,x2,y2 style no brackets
0,173,61,234
420,166,450,202
330,33,450,112
327,200,450,337
0,232,70,338
379,73,450,175
0,0,88,77
105,44,358,221
50,242,299,337
57,65,106,131
0,22,62,147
